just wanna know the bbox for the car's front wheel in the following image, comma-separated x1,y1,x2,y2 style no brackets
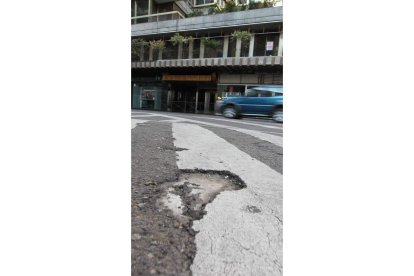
223,106,238,119
272,109,283,123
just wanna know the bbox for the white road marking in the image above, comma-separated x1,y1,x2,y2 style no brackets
191,115,283,130
131,114,160,117
172,122,283,276
131,119,148,129
140,113,283,147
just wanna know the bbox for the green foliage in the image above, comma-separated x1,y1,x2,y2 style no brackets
230,30,251,42
132,38,149,50
201,37,220,49
131,38,149,60
149,39,165,50
223,1,238,12
188,9,204,17
169,33,191,46
208,4,224,14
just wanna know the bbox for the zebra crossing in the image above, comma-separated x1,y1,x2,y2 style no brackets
132,111,283,276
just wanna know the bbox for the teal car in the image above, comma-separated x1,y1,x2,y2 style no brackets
216,86,283,123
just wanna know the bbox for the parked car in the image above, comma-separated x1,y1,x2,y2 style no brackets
215,86,283,123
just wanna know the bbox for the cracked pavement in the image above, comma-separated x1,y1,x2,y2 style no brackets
132,111,283,275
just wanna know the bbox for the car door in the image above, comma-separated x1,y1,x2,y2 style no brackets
239,90,273,115
237,90,261,114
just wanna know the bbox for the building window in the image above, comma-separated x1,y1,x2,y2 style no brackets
253,33,280,57
194,0,215,6
131,0,149,24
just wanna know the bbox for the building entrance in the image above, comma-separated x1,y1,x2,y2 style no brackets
167,83,217,114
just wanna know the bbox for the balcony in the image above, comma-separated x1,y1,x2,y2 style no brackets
131,7,282,36
131,11,185,25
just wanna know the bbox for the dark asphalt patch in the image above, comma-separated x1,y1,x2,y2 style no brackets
131,122,195,276
201,125,283,174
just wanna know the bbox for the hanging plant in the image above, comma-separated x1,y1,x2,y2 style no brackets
131,38,148,54
223,1,238,12
208,4,224,14
201,37,220,49
133,38,149,48
230,30,251,42
149,39,166,50
169,33,191,46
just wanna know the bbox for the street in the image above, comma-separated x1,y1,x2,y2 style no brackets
131,110,283,275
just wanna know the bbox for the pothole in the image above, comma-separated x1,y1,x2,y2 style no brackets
159,170,245,222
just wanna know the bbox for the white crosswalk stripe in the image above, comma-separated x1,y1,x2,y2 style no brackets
132,112,282,147
173,122,283,276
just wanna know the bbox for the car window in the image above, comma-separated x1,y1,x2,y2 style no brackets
246,90,258,97
259,91,272,97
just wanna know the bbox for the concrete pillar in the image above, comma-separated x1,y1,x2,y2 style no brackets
167,90,172,111
158,49,163,60
188,40,194,59
140,45,144,61
223,37,229,58
248,34,255,57
277,32,283,56
200,40,205,58
178,42,183,59
195,90,199,113
204,91,210,114
235,37,242,58
134,0,137,24
149,47,153,61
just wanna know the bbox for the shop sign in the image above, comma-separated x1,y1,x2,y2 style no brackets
162,75,213,81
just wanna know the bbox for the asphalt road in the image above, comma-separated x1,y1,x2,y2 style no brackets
131,110,283,276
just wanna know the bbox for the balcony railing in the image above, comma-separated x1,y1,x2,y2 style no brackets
131,56,283,69
131,11,185,24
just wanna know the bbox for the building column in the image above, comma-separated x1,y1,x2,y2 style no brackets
204,92,210,114
200,39,205,58
195,90,199,113
178,42,183,59
134,0,137,24
188,40,194,59
223,37,229,58
277,32,283,56
248,34,255,57
158,49,163,60
149,47,153,61
235,37,242,58
167,89,172,111
140,45,145,61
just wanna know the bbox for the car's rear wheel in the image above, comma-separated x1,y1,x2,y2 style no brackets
223,106,238,119
272,109,283,123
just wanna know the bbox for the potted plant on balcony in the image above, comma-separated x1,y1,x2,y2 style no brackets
170,33,192,46
149,39,166,50
201,37,221,58
201,37,220,49
149,39,166,60
231,30,251,57
131,38,149,61
231,30,251,42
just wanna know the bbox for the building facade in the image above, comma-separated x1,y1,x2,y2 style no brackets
131,0,283,114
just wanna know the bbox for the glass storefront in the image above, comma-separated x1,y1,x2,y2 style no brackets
131,83,162,110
